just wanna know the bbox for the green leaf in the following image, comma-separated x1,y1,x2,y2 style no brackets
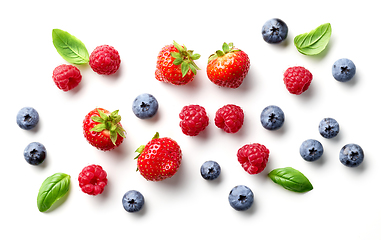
116,125,126,138
91,116,103,123
173,41,184,53
294,23,332,56
216,50,225,57
189,63,197,75
152,132,159,139
268,167,313,193
191,53,201,60
52,29,89,64
181,61,189,77
173,58,183,65
222,42,229,53
91,123,106,132
171,52,181,58
37,173,70,212
97,108,109,120
110,131,117,145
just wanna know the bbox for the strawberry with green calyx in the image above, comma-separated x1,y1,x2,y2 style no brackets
135,132,182,181
207,42,250,89
83,108,126,151
155,40,201,85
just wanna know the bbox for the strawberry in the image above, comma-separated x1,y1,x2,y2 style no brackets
135,132,182,181
207,42,250,88
155,41,201,85
83,108,126,151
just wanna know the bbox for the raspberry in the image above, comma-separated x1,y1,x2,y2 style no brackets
89,45,121,75
214,104,244,133
78,164,108,195
283,66,313,95
237,143,270,174
52,64,82,91
179,104,209,136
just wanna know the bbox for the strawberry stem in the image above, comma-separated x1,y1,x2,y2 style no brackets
91,109,126,145
171,40,201,77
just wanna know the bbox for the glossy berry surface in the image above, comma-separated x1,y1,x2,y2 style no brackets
260,105,285,130
179,104,209,136
24,142,46,165
283,66,313,95
78,164,108,195
132,93,159,119
200,161,221,180
16,107,39,130
339,144,364,167
122,190,145,213
319,117,339,139
228,185,254,211
237,143,270,174
89,45,121,75
262,18,288,44
214,104,244,133
300,139,324,162
52,64,82,91
332,58,356,82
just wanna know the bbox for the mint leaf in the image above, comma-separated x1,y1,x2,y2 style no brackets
268,167,313,193
37,173,70,212
294,23,332,56
52,29,89,64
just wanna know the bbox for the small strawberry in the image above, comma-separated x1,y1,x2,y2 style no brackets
155,41,201,85
83,108,126,151
207,42,250,88
135,132,182,181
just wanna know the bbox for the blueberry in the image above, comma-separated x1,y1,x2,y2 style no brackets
339,144,364,167
228,185,254,211
16,107,39,130
300,139,324,162
132,93,159,119
122,190,145,213
261,18,288,44
260,105,285,130
24,142,46,165
200,161,221,180
319,118,339,139
332,58,356,82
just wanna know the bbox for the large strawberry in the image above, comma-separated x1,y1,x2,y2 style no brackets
155,41,201,85
83,108,126,151
207,42,250,88
135,132,182,181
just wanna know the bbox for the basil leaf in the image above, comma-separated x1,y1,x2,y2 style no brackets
294,23,332,56
37,173,70,212
52,29,89,64
268,167,313,193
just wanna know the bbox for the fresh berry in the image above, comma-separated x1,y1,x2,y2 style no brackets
228,185,254,211
122,190,145,213
237,143,270,174
135,132,182,181
179,104,209,136
89,45,121,75
283,66,313,95
52,64,82,91
318,117,339,139
207,42,250,88
16,107,39,130
83,108,126,151
200,161,221,180
261,18,288,44
24,142,46,165
339,143,364,167
132,93,159,119
155,41,200,85
214,104,244,133
300,139,324,162
332,58,356,82
260,105,285,130
78,164,108,195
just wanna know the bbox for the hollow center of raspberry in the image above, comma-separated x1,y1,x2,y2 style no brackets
268,113,277,123
238,195,247,203
340,66,350,74
24,114,32,122
270,26,280,35
140,102,150,111
349,151,359,160
309,148,317,156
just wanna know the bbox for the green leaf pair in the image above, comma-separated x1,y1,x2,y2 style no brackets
37,173,71,212
52,29,89,64
294,23,332,56
91,109,126,145
268,167,313,193
171,41,201,77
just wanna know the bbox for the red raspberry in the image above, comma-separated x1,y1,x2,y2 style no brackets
214,104,244,133
52,64,82,91
283,66,313,95
237,143,270,174
89,45,121,75
179,104,209,136
78,164,108,196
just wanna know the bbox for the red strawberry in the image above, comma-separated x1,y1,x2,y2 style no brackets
207,42,250,88
155,41,201,85
135,132,182,181
83,108,126,151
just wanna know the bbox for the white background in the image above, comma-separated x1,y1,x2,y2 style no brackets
1,0,380,239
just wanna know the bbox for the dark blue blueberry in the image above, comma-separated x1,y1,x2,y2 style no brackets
319,118,339,139
260,105,285,130
332,58,356,82
122,190,145,213
132,93,159,119
339,144,364,167
200,161,221,180
228,185,254,211
16,107,39,130
24,142,46,165
261,18,288,44
300,139,324,162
